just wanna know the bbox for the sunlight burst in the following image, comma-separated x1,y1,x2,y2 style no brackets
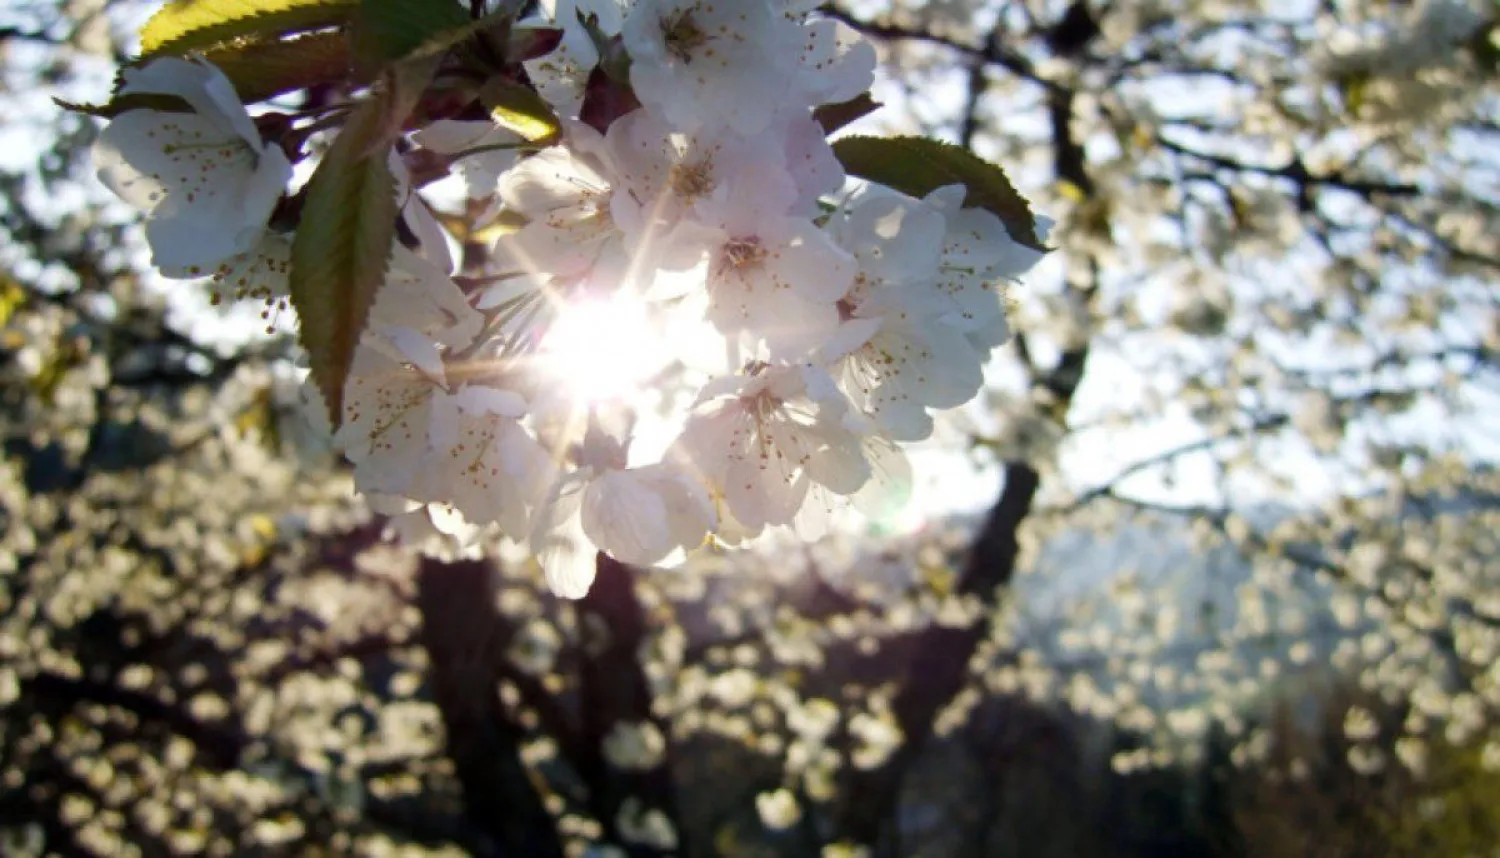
539,296,668,404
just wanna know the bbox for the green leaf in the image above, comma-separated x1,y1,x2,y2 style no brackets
199,31,352,103
139,0,357,57
352,0,469,75
831,135,1047,251
406,8,516,62
289,64,432,426
480,77,561,143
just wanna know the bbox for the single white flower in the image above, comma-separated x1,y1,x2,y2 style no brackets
679,363,869,531
622,0,799,134
692,162,854,359
604,108,785,239
529,425,713,597
921,185,1046,348
831,312,987,442
92,56,292,272
820,187,988,440
581,462,714,565
492,126,628,281
793,428,912,539
201,231,293,324
335,248,485,496
367,245,484,352
788,13,877,107
337,339,447,497
420,385,557,537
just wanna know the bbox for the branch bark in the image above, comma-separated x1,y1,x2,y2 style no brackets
416,556,564,858
572,553,686,857
834,462,1041,848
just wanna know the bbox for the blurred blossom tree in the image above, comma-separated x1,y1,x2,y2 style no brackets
1,0,1498,856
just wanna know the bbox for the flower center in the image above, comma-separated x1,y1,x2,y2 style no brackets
717,238,766,276
668,159,713,202
661,10,709,63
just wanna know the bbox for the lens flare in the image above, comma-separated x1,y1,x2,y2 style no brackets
539,296,667,403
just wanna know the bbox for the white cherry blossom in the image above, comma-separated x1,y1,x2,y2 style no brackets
335,248,485,496
692,162,855,358
420,385,556,537
679,363,870,531
622,0,799,134
491,126,628,281
821,187,988,440
528,425,714,595
195,231,293,326
921,185,1047,349
785,10,877,107
604,108,780,238
92,57,292,272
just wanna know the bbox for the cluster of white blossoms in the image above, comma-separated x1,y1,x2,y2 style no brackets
90,0,1049,598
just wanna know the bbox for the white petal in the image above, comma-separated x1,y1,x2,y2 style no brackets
385,326,446,379
769,221,855,305
726,422,808,529
453,385,528,417
531,473,597,598
802,427,870,496
428,390,462,451
646,463,716,552
581,470,672,565
852,437,913,520
499,145,610,214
